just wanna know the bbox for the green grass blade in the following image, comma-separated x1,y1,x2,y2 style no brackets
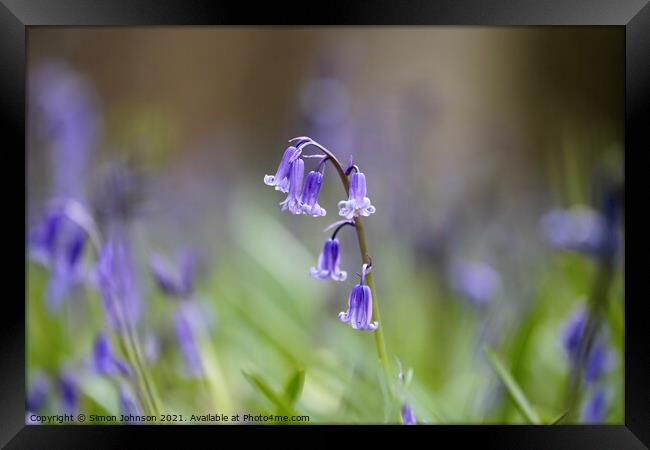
242,371,296,416
550,409,569,425
484,345,542,424
283,369,305,406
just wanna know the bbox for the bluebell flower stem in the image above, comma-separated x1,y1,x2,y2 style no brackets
300,139,395,407
88,242,160,419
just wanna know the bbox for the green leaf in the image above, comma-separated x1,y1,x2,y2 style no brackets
283,369,305,406
484,345,542,425
242,371,296,417
549,409,569,425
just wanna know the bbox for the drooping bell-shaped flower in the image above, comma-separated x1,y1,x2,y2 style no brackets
300,171,326,217
339,263,378,331
26,372,50,414
95,236,142,329
264,146,302,193
449,260,501,307
149,249,196,299
581,388,607,423
280,157,305,215
401,403,416,425
310,238,346,281
561,307,611,384
58,369,79,415
92,333,131,378
174,304,204,377
338,171,375,219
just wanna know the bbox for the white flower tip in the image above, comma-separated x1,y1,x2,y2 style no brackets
338,312,349,322
263,175,275,185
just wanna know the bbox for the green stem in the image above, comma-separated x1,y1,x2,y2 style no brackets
299,138,394,409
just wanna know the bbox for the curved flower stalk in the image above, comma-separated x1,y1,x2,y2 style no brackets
264,136,394,415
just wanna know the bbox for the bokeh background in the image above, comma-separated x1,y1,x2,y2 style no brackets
26,27,624,424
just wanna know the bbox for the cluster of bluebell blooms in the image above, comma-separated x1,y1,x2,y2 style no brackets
545,185,621,423
561,306,611,423
265,137,379,332
26,63,207,423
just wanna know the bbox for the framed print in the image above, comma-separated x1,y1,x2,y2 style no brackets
1,0,648,448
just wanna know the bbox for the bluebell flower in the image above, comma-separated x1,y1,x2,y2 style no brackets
29,201,90,313
174,305,204,377
562,308,586,362
584,338,609,383
264,146,302,193
26,372,50,414
300,170,326,216
339,263,378,331
95,237,142,329
28,208,63,266
92,333,131,378
338,171,375,219
561,307,610,383
92,162,143,225
581,388,607,423
148,249,196,298
541,207,607,255
119,384,143,422
401,403,416,425
58,370,78,415
280,157,305,215
310,238,347,281
450,260,501,306
144,333,160,365
30,61,99,201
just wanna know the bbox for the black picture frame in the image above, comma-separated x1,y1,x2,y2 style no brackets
2,0,647,448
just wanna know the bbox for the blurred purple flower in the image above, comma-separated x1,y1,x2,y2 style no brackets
280,157,305,215
92,333,131,378
338,171,375,219
28,201,91,313
300,170,326,217
92,163,144,226
561,307,611,383
174,305,204,377
401,403,416,425
26,372,50,414
264,146,302,193
541,207,607,255
95,237,142,329
58,370,78,415
144,333,160,365
450,261,501,306
30,61,100,200
310,238,347,281
581,388,607,423
119,384,143,422
339,263,378,331
148,249,196,299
